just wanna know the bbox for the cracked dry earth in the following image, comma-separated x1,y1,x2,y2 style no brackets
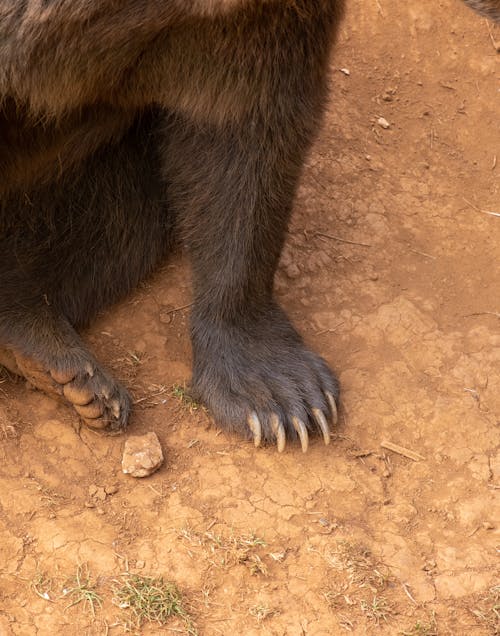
1,1,499,634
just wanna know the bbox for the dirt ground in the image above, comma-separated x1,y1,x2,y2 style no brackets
1,1,499,634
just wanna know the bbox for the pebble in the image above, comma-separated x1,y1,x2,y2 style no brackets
159,308,173,324
377,117,390,129
285,262,300,279
122,432,164,478
88,485,107,501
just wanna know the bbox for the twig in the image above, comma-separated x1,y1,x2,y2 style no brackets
160,302,194,316
409,248,436,260
133,389,168,405
348,449,373,458
402,583,418,605
314,231,372,247
463,197,500,218
486,19,500,52
380,441,425,462
315,322,344,335
464,311,500,319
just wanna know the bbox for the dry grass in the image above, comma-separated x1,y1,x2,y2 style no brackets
319,540,390,592
178,526,268,574
133,382,169,408
172,383,203,412
469,584,500,634
112,574,197,634
402,615,438,636
249,603,279,622
29,565,197,633
31,572,55,602
0,406,17,440
317,540,394,630
360,595,393,624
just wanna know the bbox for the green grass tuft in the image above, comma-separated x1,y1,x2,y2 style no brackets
63,564,102,617
113,574,197,634
172,383,202,412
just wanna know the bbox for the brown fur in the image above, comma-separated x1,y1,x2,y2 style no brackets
462,0,500,21
0,1,344,443
0,0,495,446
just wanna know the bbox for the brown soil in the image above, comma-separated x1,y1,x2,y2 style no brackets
0,1,499,634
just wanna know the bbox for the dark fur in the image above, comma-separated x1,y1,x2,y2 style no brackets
462,0,500,21
0,0,496,444
0,1,344,443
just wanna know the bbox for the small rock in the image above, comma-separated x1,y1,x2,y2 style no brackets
377,117,390,129
96,487,107,501
136,560,145,569
122,432,164,478
339,67,350,76
422,560,436,572
285,263,300,279
104,484,119,495
382,87,396,102
89,484,106,501
159,309,173,324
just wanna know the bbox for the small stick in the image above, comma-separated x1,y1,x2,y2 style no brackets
409,248,436,260
133,389,168,405
486,20,500,52
463,197,500,218
464,311,500,319
402,583,418,605
315,231,372,248
315,322,344,335
162,302,194,315
349,449,373,458
380,440,425,462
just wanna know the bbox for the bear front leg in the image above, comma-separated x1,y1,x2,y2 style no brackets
161,112,339,452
